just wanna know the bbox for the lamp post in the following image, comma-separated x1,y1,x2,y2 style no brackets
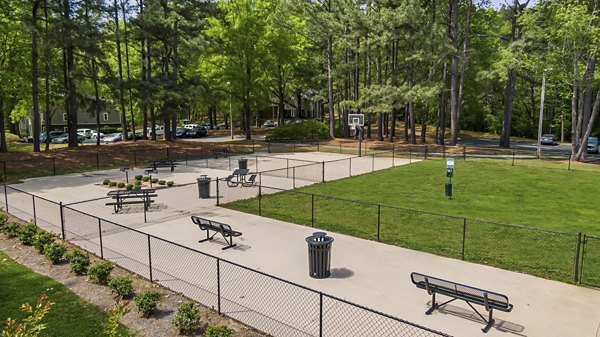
537,68,552,159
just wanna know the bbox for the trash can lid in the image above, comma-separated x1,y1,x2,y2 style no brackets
306,234,333,245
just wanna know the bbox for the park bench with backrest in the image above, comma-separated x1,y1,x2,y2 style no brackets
191,215,242,250
149,159,178,172
410,272,513,333
106,189,157,213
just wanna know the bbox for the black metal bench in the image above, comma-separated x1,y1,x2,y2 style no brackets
191,216,242,250
410,272,513,333
149,159,178,172
106,189,157,213
241,174,257,187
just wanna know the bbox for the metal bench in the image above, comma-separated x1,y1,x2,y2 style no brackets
191,216,242,250
410,272,513,333
106,189,157,213
241,174,257,187
149,159,178,172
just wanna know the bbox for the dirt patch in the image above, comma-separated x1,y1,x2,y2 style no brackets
0,215,266,337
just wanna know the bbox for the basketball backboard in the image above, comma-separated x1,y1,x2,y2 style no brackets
348,113,365,127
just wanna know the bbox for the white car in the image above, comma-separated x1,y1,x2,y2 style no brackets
91,130,104,139
148,126,165,136
77,128,92,139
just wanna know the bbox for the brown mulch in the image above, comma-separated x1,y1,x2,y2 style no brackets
0,215,266,337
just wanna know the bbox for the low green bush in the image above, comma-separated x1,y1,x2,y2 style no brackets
0,213,8,226
133,185,142,190
44,242,68,264
151,178,159,183
171,301,201,333
203,326,233,337
66,249,90,275
33,230,55,254
142,176,150,182
158,180,166,185
134,290,162,317
266,119,330,141
166,181,174,187
134,180,142,186
1,221,21,238
108,276,134,297
109,181,117,187
87,261,114,284
134,175,143,180
18,223,38,245
103,179,111,185
117,182,126,188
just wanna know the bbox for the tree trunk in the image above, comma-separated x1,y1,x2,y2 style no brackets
114,0,128,140
377,113,383,141
0,98,6,152
140,0,148,140
571,55,579,157
121,0,135,141
32,1,41,152
439,62,448,145
500,68,517,148
63,0,78,148
44,2,51,151
449,0,459,145
245,65,252,140
421,105,429,144
326,0,334,139
456,0,472,134
147,38,156,140
576,87,600,160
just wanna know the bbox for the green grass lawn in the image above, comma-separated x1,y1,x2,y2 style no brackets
226,158,600,283
0,251,130,336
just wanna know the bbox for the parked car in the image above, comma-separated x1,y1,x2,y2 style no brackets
541,134,558,145
587,136,599,154
51,133,85,144
39,131,67,143
184,124,198,129
91,130,104,139
200,122,220,130
125,132,144,140
77,128,92,139
177,127,207,138
148,125,164,136
262,120,276,127
103,133,123,142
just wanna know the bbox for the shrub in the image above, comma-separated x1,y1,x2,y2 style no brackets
109,181,117,187
134,175,143,180
103,179,111,185
117,182,126,188
87,261,114,284
1,294,54,337
142,176,150,182
103,297,131,337
133,185,142,190
33,230,55,254
0,213,8,226
134,290,162,317
266,119,330,141
2,221,21,238
66,249,90,275
134,180,142,186
166,181,174,187
158,180,166,185
125,184,134,190
44,242,68,264
171,301,201,333
151,178,159,183
203,326,233,337
18,223,38,245
108,277,134,297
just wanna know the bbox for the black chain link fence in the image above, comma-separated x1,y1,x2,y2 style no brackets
1,184,452,337
224,184,591,285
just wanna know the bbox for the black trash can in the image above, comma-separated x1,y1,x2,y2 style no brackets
238,158,248,170
306,232,334,279
197,175,211,199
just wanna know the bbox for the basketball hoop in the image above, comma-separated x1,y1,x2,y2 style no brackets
348,114,365,157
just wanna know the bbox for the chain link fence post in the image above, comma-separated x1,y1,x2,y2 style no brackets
319,293,323,337
98,218,104,259
4,185,8,213
322,161,325,182
463,146,466,161
216,178,220,206
311,194,315,227
462,218,467,260
258,183,262,216
377,204,381,241
217,258,221,314
573,232,582,283
147,235,153,282
32,195,37,226
59,202,65,239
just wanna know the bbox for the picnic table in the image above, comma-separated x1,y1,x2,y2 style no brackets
224,169,257,187
149,159,178,172
105,189,157,213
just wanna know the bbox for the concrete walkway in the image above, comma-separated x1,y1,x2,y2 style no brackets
139,206,600,337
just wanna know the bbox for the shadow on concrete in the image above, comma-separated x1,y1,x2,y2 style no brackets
427,301,526,336
329,268,354,279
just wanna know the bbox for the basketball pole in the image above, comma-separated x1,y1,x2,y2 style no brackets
358,125,363,157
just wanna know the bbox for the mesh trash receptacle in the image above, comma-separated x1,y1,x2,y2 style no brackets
197,175,211,199
238,158,248,170
306,232,334,278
